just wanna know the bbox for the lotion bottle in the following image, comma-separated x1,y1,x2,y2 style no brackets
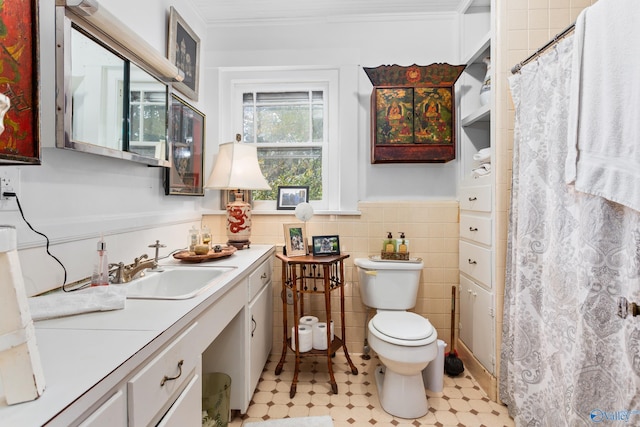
384,232,395,253
397,232,409,253
90,236,109,286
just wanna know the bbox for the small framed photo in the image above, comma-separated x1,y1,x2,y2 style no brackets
312,235,340,256
277,186,309,210
283,223,308,257
168,7,200,101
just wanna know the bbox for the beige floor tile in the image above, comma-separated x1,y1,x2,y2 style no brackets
232,355,514,426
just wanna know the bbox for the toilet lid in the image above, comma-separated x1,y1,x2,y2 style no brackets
370,312,436,346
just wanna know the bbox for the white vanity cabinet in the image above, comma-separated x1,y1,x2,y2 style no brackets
202,256,273,414
457,0,496,376
0,246,275,427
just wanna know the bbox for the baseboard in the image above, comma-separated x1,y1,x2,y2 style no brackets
456,340,497,402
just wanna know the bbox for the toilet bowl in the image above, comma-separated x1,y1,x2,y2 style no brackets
353,258,443,419
368,311,438,419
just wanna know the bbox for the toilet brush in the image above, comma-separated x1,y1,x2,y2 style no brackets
444,286,464,376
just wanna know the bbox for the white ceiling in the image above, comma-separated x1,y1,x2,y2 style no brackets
188,0,489,26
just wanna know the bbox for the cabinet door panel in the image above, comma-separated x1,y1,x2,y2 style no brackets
249,282,273,396
472,283,495,375
458,276,474,351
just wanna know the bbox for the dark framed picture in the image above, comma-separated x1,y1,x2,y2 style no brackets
168,7,200,101
277,186,309,210
283,223,307,257
363,63,466,164
165,94,205,196
312,235,340,256
0,0,40,164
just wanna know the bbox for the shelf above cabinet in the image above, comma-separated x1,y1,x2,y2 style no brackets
463,32,491,65
462,104,490,126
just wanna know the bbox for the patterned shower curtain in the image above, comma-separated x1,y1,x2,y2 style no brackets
500,36,640,426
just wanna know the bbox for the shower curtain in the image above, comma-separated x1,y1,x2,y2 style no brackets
501,36,640,426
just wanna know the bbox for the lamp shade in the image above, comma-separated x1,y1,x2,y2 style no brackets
205,141,270,190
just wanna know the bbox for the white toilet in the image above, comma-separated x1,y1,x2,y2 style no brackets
354,258,441,419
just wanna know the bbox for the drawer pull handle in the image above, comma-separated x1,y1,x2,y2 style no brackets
468,197,477,201
469,227,478,232
161,360,184,386
252,315,257,337
468,259,477,265
261,272,268,280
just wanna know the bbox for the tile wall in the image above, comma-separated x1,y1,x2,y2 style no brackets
203,200,460,354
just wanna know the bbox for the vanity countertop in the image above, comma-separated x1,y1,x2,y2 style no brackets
0,245,275,427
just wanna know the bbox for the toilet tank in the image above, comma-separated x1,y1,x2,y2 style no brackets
354,258,424,310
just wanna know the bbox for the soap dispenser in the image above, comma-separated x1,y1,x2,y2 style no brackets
384,232,395,253
188,225,200,252
397,232,409,253
90,236,109,286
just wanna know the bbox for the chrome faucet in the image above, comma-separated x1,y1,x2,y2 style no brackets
109,254,158,284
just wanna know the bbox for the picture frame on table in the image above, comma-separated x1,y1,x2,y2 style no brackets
283,223,308,257
165,94,205,196
312,235,340,256
277,186,309,210
167,7,200,101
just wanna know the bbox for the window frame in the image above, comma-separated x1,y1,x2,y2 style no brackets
218,66,359,214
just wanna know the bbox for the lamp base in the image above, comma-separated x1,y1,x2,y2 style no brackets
227,240,250,250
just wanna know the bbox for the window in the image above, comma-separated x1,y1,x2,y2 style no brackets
129,83,167,159
241,90,326,202
219,66,359,213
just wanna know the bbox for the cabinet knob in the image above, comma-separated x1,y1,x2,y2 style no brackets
468,259,477,265
251,315,257,337
261,272,268,280
469,227,478,232
160,360,184,386
468,196,477,201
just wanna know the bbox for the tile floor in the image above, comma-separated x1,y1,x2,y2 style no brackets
229,354,514,427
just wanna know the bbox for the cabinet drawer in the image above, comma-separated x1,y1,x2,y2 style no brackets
249,257,272,301
460,214,492,246
128,323,199,427
78,389,126,427
459,241,491,288
460,185,491,212
156,371,202,427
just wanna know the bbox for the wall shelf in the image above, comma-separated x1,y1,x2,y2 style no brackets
461,104,490,126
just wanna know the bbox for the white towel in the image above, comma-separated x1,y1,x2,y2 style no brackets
473,147,491,163
28,286,126,321
566,0,640,211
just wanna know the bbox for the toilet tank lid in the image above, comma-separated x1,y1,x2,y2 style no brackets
371,311,435,344
354,258,424,270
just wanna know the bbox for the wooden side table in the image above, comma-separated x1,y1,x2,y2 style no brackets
275,253,358,397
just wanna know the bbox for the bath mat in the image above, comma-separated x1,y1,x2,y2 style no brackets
244,415,334,427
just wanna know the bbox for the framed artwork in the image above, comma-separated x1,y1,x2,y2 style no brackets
165,94,205,196
312,235,340,256
283,223,308,257
168,7,200,101
363,63,465,164
277,186,309,210
0,0,40,164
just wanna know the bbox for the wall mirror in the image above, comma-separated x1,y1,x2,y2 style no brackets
55,4,171,167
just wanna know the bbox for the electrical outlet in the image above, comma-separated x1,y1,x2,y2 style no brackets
0,168,20,211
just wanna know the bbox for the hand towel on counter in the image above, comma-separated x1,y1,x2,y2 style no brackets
28,286,127,321
566,0,640,211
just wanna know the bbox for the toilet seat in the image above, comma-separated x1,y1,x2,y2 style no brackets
370,311,436,347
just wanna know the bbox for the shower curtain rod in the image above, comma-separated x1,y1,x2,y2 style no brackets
510,22,576,74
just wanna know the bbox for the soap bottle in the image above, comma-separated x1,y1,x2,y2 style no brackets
397,232,409,253
201,225,212,250
383,232,395,253
90,236,109,286
188,225,200,252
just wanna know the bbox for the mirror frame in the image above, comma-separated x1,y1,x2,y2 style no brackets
55,6,171,167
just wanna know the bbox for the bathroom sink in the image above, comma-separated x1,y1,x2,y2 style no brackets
123,266,236,300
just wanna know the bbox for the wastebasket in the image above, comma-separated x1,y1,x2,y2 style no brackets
202,372,231,427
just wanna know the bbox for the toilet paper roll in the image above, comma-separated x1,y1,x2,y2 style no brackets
312,322,329,350
299,316,319,327
291,325,313,353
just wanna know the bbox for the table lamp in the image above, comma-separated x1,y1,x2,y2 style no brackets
206,134,270,249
